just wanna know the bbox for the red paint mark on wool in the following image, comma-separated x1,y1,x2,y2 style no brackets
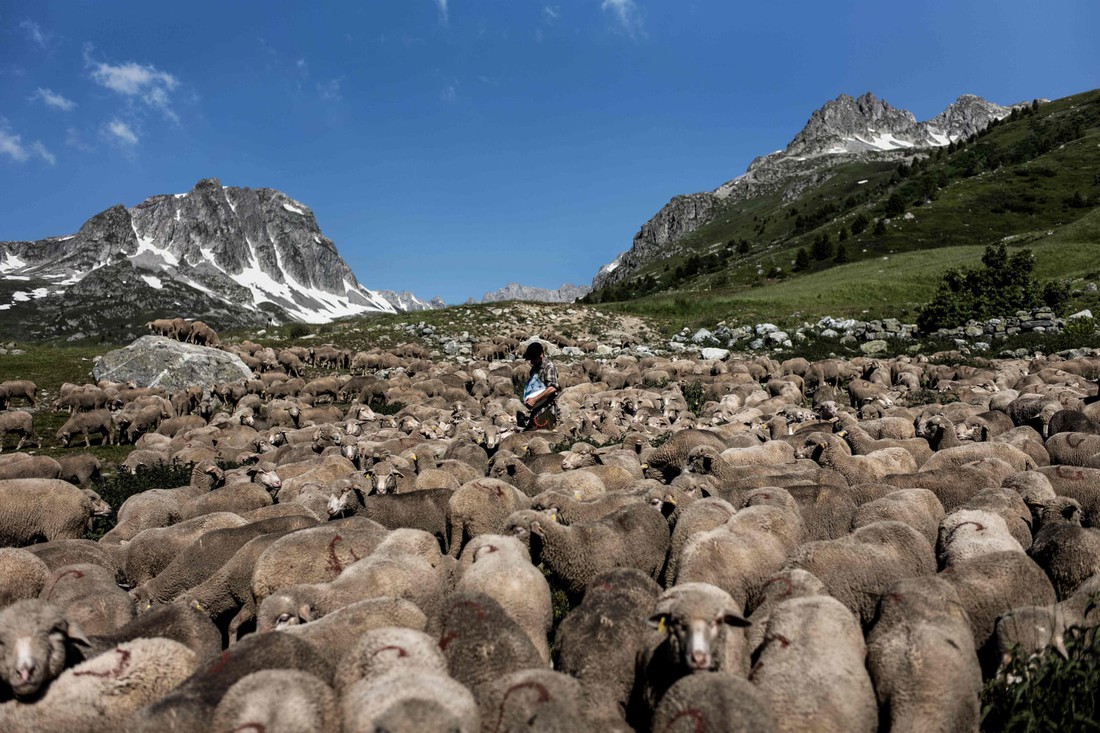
660,709,707,733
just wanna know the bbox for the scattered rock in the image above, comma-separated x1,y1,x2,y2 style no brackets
1069,309,1093,320
700,347,730,361
860,340,888,355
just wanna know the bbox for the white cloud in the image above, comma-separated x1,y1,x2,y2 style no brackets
86,46,180,121
30,141,56,165
435,0,449,24
0,120,56,164
105,119,139,146
317,78,341,101
440,84,457,102
601,0,645,39
31,87,77,111
544,5,559,21
19,20,48,47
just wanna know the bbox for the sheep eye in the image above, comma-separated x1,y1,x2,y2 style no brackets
277,613,292,623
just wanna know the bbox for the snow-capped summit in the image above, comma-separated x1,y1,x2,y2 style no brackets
0,179,416,340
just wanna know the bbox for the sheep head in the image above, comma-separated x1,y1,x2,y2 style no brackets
648,585,750,673
0,599,90,698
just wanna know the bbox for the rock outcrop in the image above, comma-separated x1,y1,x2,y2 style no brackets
480,282,592,304
92,336,253,391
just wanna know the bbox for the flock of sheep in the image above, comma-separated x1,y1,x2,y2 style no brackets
1,335,1100,733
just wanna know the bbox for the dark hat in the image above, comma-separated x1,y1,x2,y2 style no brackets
523,342,544,361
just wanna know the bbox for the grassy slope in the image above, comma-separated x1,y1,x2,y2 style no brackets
594,88,1100,328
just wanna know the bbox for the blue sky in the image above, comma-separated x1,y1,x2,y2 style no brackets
1,1,1097,304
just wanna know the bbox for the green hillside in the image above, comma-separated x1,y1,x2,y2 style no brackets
586,89,1100,327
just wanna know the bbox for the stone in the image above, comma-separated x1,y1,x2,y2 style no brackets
964,325,983,338
1086,283,1098,293
766,331,789,344
92,336,252,392
700,347,730,361
561,346,586,357
860,340,888,355
819,329,839,339
442,340,459,355
755,323,779,336
691,328,717,344
1069,309,1094,320
748,339,765,350
974,342,991,351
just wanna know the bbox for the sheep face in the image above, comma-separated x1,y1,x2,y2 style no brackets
0,600,89,698
328,488,353,518
647,607,750,672
81,489,113,517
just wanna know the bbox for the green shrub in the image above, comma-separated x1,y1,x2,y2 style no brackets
87,460,196,540
683,381,706,416
981,624,1100,732
1064,316,1098,339
287,323,311,338
917,245,1069,333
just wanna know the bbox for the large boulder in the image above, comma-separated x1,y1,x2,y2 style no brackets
92,336,252,390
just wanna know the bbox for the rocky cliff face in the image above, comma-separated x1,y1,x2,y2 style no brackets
593,92,1014,289
479,282,591,304
0,178,410,340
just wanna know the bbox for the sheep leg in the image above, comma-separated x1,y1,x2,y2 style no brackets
84,431,92,448
227,600,256,645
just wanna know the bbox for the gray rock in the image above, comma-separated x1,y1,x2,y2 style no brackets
755,323,779,336
442,340,459,355
819,328,839,338
1069,309,1094,320
766,331,789,344
691,328,716,344
1086,283,1097,293
92,336,252,391
860,340,888,355
964,325,983,337
748,339,765,350
700,347,730,361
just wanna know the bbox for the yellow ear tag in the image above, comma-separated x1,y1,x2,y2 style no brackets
657,617,667,635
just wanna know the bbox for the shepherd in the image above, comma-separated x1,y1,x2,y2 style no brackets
517,341,559,431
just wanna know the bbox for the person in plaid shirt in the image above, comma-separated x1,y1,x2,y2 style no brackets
518,341,559,430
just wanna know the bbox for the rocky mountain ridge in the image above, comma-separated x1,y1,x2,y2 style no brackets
478,282,591,304
593,92,1017,289
0,179,434,340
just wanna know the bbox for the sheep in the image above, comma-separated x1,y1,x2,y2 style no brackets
749,595,877,733
674,500,803,612
333,626,448,696
210,670,338,733
636,583,751,718
255,554,443,633
851,488,944,546
866,575,982,733
959,486,1034,550
882,457,1019,512
833,421,932,467
177,479,273,520
0,638,199,733
327,486,452,550
939,550,1058,649
341,670,480,733
26,540,120,582
282,597,429,663
494,455,606,499
0,455,62,480
642,429,728,482
796,433,917,484
937,509,1024,567
0,380,37,409
531,489,642,526
248,523,389,605
785,520,936,627
506,504,670,600
81,603,221,663
1029,497,1100,599
0,548,49,608
992,576,1100,673
100,462,225,544
651,673,777,733
0,479,111,545
457,534,552,664
920,441,1036,473
123,631,333,733
55,410,115,448
553,568,662,726
744,568,828,655
447,478,532,558
784,484,858,541
664,497,737,587
0,411,37,452
477,669,589,733
129,514,316,609
54,455,100,488
1046,431,1100,466
0,599,90,698
437,591,544,703
116,512,250,588
1036,465,1100,526
38,564,133,637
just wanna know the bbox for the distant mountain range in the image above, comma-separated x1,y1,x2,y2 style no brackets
0,179,442,340
592,92,1023,289
477,282,591,304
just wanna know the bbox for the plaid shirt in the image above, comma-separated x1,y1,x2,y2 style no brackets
530,357,560,421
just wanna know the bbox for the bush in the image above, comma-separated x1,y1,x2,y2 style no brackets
287,323,311,338
916,245,1069,333
87,460,197,539
981,624,1100,732
683,381,706,416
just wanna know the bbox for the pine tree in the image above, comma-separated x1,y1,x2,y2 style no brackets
873,219,887,236
794,248,811,271
834,242,850,264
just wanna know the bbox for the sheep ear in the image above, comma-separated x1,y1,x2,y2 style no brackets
66,621,93,650
1063,503,1080,521
721,611,751,628
647,613,670,634
298,604,314,623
